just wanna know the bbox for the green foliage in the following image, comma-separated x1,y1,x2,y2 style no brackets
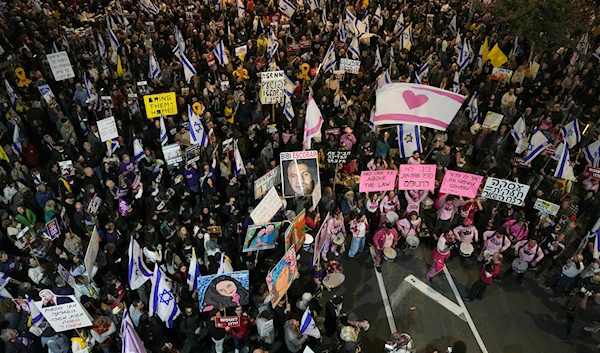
483,0,598,51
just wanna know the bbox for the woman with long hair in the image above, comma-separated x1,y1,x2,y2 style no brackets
201,275,249,312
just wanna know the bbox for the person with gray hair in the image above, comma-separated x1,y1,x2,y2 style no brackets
1,327,35,353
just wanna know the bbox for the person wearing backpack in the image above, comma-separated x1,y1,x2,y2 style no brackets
503,239,544,284
477,228,511,262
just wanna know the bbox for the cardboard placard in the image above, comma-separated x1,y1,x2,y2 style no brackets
46,51,75,81
251,188,283,224
359,170,398,193
480,177,530,205
280,150,321,198
339,58,360,74
311,183,322,208
482,112,504,131
533,198,560,216
491,68,514,83
243,223,281,252
84,227,100,277
398,164,436,190
197,271,250,311
215,316,241,328
97,116,118,142
235,45,247,56
326,150,352,164
143,92,178,118
45,219,61,240
35,291,93,332
254,166,282,199
57,264,76,287
585,165,600,180
185,144,202,166
266,246,297,308
261,70,285,105
439,171,483,198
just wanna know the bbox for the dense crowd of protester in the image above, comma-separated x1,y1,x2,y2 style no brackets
0,0,600,353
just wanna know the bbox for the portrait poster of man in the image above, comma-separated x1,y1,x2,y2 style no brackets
197,271,250,312
280,150,320,198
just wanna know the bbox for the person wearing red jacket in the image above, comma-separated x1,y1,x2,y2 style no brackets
228,306,255,353
372,223,398,272
464,253,503,301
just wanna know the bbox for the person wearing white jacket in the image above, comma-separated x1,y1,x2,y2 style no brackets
27,258,50,286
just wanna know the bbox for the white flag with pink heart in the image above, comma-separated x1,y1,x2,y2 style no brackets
374,83,466,131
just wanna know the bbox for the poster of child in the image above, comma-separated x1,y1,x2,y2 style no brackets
285,209,307,251
197,271,250,312
266,245,298,308
243,222,282,252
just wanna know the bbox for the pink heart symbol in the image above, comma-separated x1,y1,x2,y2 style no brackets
402,91,429,110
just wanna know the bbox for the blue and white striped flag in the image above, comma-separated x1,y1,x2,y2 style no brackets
159,114,168,146
97,34,107,59
415,62,429,84
338,17,346,42
128,237,152,289
511,115,526,143
524,128,550,164
173,50,196,83
307,0,318,11
453,71,460,93
5,80,17,109
394,13,404,35
187,248,201,291
555,140,575,180
369,108,376,131
237,0,245,17
300,308,321,338
458,40,470,71
322,7,327,26
139,0,160,15
174,28,186,54
84,74,101,111
377,70,391,88
284,95,294,121
345,9,358,36
279,0,296,18
150,265,181,328
51,41,59,53
12,124,21,157
122,310,147,353
349,37,360,59
374,46,382,71
107,138,120,156
214,40,229,66
374,5,383,26
476,42,484,69
467,92,479,124
133,135,146,163
449,15,457,35
584,140,600,167
284,74,295,97
107,17,120,51
233,139,246,176
268,31,279,61
321,42,337,74
26,295,46,328
561,119,581,148
188,105,208,146
148,53,163,80
398,124,422,158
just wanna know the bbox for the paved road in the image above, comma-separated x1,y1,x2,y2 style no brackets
329,243,600,353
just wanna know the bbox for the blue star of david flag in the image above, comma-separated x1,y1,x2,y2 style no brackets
300,308,321,338
584,140,600,167
561,119,581,148
188,105,208,146
128,237,152,290
398,124,421,158
150,264,181,328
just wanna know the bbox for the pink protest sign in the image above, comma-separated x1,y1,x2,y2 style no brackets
359,170,398,193
398,164,436,190
439,170,483,198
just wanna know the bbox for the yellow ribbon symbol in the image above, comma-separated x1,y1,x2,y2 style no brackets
15,67,31,87
297,63,310,81
192,102,204,115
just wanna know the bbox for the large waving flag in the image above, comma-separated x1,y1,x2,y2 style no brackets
122,310,147,353
5,80,17,108
133,135,145,163
374,83,466,130
398,125,422,158
321,42,337,74
401,23,413,50
214,40,229,66
345,9,358,36
278,0,296,18
415,62,429,84
348,37,360,59
561,119,581,148
128,237,152,290
188,105,208,146
487,44,508,67
237,0,245,17
377,70,392,88
584,140,600,167
97,34,108,59
555,141,575,180
373,46,382,71
150,265,181,328
374,5,383,26
26,295,46,328
107,16,120,51
174,28,186,54
523,128,550,164
307,0,318,11
284,74,295,97
511,115,527,152
12,124,21,157
148,53,163,80
449,15,457,34
139,0,160,15
268,31,279,61
458,40,470,71
284,95,295,121
338,17,346,41
159,114,168,146
233,139,246,176
394,13,405,35
174,51,196,83
303,95,324,150
187,248,201,291
300,308,321,338
467,92,479,124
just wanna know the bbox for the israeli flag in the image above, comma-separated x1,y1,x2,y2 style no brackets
5,80,17,109
523,128,550,164
84,74,101,111
284,95,294,121
398,124,422,158
322,8,328,27
452,71,460,93
401,24,413,50
449,15,457,34
107,138,120,156
173,50,196,83
214,40,229,66
374,5,383,26
369,107,376,131
139,0,160,15
122,310,148,353
584,140,600,167
415,62,429,84
300,309,321,338
148,53,163,80
187,248,201,291
321,42,337,74
159,114,168,146
555,140,575,180
12,124,21,157
233,139,246,176
511,115,526,144
150,265,181,328
373,46,382,71
467,92,479,124
376,70,391,88
188,105,208,147
51,41,59,53
278,0,296,18
394,13,405,35
174,28,186,54
307,0,318,11
133,135,146,163
349,37,360,60
268,31,279,61
345,9,358,35
284,74,295,97
338,17,346,42
107,18,120,51
561,119,581,148
97,34,107,59
459,40,470,71
128,237,152,290
26,295,46,328
237,0,245,17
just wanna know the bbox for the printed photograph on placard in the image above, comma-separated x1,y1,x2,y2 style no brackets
280,151,320,198
243,222,281,252
197,271,250,312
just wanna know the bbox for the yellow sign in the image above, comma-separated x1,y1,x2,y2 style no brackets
143,92,177,118
192,102,204,116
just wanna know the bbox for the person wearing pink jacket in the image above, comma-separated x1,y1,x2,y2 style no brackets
379,191,400,213
453,218,479,244
403,190,428,216
427,231,456,282
503,218,530,243
477,228,511,262
372,223,399,273
503,239,544,284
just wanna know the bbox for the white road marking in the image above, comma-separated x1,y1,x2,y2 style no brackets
370,246,397,333
443,266,489,353
389,279,413,308
402,275,466,321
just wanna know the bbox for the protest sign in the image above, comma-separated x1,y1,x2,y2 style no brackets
439,171,483,198
137,81,149,95
143,92,178,118
266,245,298,308
533,199,560,216
398,164,436,190
261,70,285,105
333,70,345,80
359,170,398,193
491,68,514,83
326,150,352,164
162,144,183,166
235,45,247,56
101,96,114,109
254,166,282,199
259,319,274,337
47,51,75,81
38,84,57,107
57,264,76,288
215,316,241,328
58,160,74,177
251,188,283,224
97,116,118,142
197,271,250,311
45,219,61,240
127,93,138,106
339,58,360,74
185,144,202,166
34,291,93,332
280,151,320,198
585,165,600,180
482,112,504,131
480,177,530,205
243,223,281,252
118,198,128,216
285,209,306,251
313,213,330,265
84,227,100,278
